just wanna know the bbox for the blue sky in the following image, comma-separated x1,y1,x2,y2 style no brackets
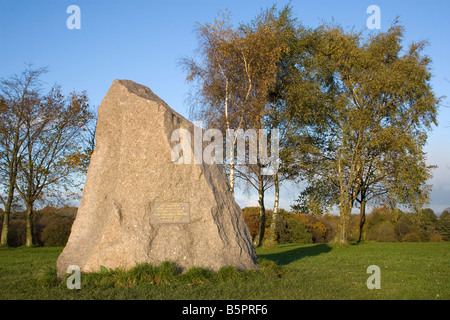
1,0,449,213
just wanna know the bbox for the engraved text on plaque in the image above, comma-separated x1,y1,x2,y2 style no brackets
151,202,190,224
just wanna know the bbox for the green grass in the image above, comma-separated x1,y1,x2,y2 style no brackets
0,242,449,300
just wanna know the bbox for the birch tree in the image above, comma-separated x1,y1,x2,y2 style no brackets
180,11,247,194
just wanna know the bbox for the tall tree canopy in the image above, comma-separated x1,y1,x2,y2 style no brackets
290,23,439,243
0,66,94,246
182,5,295,246
182,7,440,246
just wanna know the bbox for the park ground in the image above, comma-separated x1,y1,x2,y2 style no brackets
0,242,448,300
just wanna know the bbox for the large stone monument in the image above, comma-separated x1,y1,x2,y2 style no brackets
57,79,258,277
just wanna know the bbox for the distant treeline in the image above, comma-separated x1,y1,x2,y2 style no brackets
243,207,450,244
1,205,448,247
0,207,76,247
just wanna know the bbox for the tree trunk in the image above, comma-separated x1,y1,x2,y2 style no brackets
1,132,21,247
254,171,266,247
358,197,366,243
0,181,16,247
229,160,235,194
226,127,235,195
338,202,351,244
0,199,13,247
25,204,34,247
267,172,279,244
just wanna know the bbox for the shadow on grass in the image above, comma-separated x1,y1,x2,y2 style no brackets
258,244,332,266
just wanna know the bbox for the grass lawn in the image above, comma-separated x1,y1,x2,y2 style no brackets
0,242,448,300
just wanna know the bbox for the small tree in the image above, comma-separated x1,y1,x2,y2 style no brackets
0,65,93,247
0,66,46,246
15,85,93,247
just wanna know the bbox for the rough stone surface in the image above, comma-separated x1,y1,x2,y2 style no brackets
57,79,258,277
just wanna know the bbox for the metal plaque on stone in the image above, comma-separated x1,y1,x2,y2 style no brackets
151,202,190,224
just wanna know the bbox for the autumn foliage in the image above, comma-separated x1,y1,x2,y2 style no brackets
242,206,450,244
